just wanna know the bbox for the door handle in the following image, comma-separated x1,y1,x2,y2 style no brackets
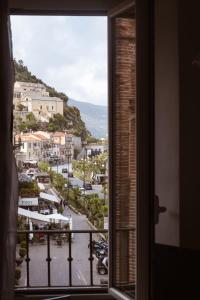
154,195,167,224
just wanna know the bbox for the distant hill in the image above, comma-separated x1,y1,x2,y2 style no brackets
68,98,107,139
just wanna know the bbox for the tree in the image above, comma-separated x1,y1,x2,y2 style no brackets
47,113,68,132
17,103,26,111
63,106,91,140
18,123,27,132
52,172,65,192
25,113,39,131
38,161,50,172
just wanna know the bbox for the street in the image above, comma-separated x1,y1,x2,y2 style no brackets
52,163,105,199
17,206,108,287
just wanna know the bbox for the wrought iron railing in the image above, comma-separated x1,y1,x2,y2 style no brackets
16,230,108,289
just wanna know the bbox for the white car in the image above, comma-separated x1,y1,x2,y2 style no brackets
40,209,50,215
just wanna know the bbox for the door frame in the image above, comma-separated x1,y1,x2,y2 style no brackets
135,0,154,300
9,1,154,299
107,1,154,300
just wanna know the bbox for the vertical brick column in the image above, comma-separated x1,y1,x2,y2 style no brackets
113,17,136,288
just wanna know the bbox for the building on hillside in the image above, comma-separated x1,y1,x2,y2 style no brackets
51,132,74,161
13,81,64,122
15,132,51,164
67,135,82,151
86,143,108,158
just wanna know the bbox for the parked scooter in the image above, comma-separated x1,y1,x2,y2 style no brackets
96,255,108,275
89,240,108,258
95,248,108,259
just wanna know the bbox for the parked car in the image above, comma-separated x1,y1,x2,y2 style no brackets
72,184,79,188
62,168,68,173
83,182,92,190
40,209,50,215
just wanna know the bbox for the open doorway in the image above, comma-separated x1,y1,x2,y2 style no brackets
10,2,137,298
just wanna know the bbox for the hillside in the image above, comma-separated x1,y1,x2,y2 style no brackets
68,98,107,138
14,59,90,139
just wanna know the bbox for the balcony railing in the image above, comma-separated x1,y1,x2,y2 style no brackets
16,230,108,289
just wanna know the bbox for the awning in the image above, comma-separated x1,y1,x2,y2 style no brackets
39,192,60,203
18,207,50,223
23,160,38,164
45,214,70,222
38,183,45,191
18,197,38,206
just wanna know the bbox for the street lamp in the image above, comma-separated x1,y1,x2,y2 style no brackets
66,153,72,206
81,140,87,188
81,158,86,197
54,157,59,174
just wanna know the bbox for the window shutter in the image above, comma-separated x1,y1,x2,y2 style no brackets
108,1,152,299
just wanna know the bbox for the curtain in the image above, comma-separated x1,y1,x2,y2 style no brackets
0,0,18,299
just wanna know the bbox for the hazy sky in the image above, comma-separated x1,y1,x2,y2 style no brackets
11,16,107,106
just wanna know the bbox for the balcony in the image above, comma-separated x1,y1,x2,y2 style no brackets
15,229,109,299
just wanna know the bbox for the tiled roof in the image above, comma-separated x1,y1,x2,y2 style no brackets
22,91,63,102
33,133,49,140
51,132,65,137
16,133,45,142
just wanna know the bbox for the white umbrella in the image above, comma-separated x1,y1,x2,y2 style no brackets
45,214,70,222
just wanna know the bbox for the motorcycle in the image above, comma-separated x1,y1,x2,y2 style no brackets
89,240,108,258
96,255,108,275
95,248,108,259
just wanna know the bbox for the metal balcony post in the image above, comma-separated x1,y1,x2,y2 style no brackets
46,232,52,287
89,232,94,286
67,232,73,286
25,232,30,287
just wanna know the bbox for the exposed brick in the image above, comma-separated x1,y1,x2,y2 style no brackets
112,17,136,289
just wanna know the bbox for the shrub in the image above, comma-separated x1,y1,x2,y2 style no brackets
16,257,23,267
19,247,26,258
16,233,26,244
19,181,35,189
20,240,27,249
57,206,64,214
20,187,39,197
63,223,69,230
15,268,21,285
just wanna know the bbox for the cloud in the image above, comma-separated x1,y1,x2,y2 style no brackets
11,16,107,106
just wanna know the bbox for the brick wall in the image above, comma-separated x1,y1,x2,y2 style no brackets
113,17,136,289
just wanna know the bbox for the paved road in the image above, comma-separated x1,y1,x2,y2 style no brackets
52,163,105,199
17,206,108,287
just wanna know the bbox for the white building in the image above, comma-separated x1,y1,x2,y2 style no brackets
15,132,50,163
13,81,64,122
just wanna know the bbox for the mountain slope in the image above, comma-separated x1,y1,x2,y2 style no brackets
68,98,107,138
14,59,90,139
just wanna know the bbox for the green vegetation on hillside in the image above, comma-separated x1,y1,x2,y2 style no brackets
14,59,91,139
14,59,68,102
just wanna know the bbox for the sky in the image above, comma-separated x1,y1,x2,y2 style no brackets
10,16,107,106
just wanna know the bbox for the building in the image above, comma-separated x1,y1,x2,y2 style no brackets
13,81,64,122
15,132,51,163
1,1,200,300
14,131,78,165
51,131,74,160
